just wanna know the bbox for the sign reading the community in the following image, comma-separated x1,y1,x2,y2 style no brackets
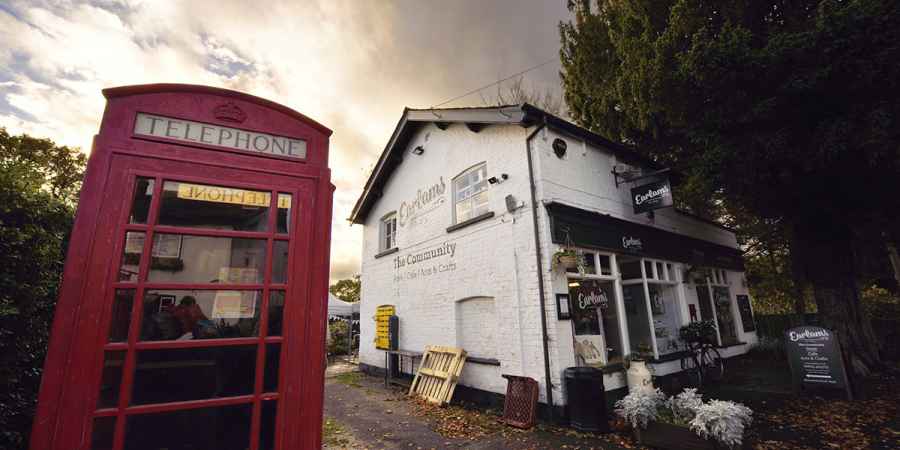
785,326,852,399
392,241,458,283
631,179,673,214
374,305,396,350
134,113,307,160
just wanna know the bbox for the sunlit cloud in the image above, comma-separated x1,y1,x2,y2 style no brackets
0,0,568,283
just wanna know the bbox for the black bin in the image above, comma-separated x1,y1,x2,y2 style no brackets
564,367,609,432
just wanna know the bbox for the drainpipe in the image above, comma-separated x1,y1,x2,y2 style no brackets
525,119,554,421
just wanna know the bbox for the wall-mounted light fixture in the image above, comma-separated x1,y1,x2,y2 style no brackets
487,173,508,184
412,145,425,155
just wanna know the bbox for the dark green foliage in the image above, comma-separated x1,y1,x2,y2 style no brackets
0,128,85,449
327,320,351,355
560,0,900,373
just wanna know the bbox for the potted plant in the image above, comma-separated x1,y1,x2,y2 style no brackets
551,247,580,271
615,387,752,450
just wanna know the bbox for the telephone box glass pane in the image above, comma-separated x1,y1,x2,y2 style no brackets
259,400,278,450
140,290,261,341
91,416,116,450
147,234,266,284
158,181,269,231
130,346,257,405
97,351,125,408
277,193,291,234
129,177,154,224
271,240,289,284
268,291,285,336
263,343,281,392
108,289,134,342
123,403,252,450
119,232,144,282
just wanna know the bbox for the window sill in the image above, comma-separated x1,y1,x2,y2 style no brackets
446,211,495,233
374,247,399,259
602,363,625,374
467,356,501,366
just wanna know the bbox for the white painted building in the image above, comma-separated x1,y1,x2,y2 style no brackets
349,105,758,413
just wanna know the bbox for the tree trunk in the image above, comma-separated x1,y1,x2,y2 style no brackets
791,221,882,377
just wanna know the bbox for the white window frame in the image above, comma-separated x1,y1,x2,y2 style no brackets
566,249,630,365
452,162,489,224
379,212,397,252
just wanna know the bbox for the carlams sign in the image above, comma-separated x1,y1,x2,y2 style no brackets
631,179,673,214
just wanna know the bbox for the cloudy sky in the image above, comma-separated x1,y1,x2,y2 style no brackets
0,0,571,283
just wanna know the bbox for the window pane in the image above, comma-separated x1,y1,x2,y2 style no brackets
119,232,144,282
277,193,292,234
644,260,654,279
569,280,623,365
598,254,612,276
656,262,665,280
268,291,285,336
619,258,642,280
140,290,261,341
108,289,134,342
623,284,654,356
91,416,116,450
158,181,269,231
271,240,289,284
147,234,266,284
129,177,154,224
264,344,281,392
259,400,278,450
97,351,125,408
649,284,681,355
566,252,596,275
131,346,257,405
123,403,251,450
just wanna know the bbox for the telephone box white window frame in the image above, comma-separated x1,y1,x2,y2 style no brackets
379,211,397,252
452,162,489,224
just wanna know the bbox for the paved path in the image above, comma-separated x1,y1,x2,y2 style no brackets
322,368,632,449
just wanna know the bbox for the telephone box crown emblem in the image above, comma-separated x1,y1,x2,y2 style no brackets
213,102,247,123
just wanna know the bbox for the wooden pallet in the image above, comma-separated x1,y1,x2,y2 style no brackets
408,345,467,405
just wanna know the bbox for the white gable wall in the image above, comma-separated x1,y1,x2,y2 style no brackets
358,122,553,399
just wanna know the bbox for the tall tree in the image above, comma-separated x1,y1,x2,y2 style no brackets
0,128,86,448
560,0,900,375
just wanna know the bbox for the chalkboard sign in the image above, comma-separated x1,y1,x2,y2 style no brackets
736,295,755,332
784,326,852,400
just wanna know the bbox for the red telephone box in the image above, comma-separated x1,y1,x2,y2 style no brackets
30,84,333,450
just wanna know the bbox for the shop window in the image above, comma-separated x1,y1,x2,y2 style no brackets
569,280,623,365
623,284,654,356
566,251,597,275
379,212,397,252
452,163,489,223
455,297,497,359
648,284,681,355
713,286,739,345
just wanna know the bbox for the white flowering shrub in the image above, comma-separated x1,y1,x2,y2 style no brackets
614,387,666,429
665,388,703,424
689,400,753,448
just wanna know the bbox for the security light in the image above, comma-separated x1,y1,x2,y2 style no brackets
412,145,425,155
487,173,508,184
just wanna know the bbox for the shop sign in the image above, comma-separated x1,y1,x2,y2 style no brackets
375,305,396,350
785,326,852,399
631,179,673,214
622,236,643,252
134,112,307,159
398,177,446,227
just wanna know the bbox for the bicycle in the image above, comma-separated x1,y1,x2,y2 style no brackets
679,340,724,387
678,320,724,387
